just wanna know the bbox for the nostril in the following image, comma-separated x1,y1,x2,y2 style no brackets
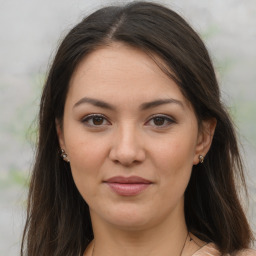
112,156,143,168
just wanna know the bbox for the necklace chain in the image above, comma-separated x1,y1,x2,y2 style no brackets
91,232,191,256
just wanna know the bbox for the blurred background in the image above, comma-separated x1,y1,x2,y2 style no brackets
0,0,255,255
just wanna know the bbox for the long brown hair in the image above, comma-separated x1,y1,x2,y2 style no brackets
21,2,254,255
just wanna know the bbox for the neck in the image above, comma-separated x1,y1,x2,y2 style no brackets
87,209,189,256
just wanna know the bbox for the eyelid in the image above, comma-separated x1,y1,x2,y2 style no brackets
81,113,111,127
145,114,176,127
81,113,175,128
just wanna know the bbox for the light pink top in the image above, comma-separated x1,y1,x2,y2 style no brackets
193,243,256,256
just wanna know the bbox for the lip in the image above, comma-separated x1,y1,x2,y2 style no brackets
104,176,152,196
105,176,152,184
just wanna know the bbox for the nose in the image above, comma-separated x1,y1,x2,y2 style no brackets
109,124,146,166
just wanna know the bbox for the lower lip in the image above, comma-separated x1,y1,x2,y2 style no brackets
106,183,151,196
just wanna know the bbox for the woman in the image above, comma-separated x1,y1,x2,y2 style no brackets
21,1,255,256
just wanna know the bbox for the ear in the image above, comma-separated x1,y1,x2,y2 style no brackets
193,118,217,165
55,119,66,150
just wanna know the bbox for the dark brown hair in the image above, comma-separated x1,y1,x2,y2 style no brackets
21,1,254,255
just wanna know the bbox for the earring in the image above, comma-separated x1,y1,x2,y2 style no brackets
60,149,70,162
198,155,204,164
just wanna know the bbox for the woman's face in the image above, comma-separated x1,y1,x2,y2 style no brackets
57,43,213,231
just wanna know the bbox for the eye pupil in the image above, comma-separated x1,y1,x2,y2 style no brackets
153,117,165,126
93,117,104,125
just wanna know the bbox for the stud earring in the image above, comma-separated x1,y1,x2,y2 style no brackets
60,149,70,162
198,155,204,164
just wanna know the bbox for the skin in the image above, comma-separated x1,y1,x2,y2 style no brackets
57,43,216,256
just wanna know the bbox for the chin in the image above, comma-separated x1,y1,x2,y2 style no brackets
108,215,152,231
98,204,162,231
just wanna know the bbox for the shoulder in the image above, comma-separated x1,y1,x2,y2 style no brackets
192,243,256,256
192,243,221,256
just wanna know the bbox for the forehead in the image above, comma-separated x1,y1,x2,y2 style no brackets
67,43,190,109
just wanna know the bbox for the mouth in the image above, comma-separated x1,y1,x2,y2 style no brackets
104,176,152,196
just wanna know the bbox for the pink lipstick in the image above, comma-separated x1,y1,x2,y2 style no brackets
104,176,152,196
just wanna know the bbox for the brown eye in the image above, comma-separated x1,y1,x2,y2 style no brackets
153,117,165,126
146,115,175,128
82,114,110,127
92,116,104,125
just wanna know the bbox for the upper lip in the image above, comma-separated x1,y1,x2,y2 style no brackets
104,176,152,184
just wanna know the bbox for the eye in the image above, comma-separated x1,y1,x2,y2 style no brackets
82,114,110,127
146,115,175,128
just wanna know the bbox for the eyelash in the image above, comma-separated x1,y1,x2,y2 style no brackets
81,114,175,128
145,114,176,128
81,114,110,127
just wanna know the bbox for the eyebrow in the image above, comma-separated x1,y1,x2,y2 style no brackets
73,97,184,110
73,97,114,110
140,98,184,110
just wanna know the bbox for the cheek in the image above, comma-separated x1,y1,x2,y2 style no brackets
69,141,105,170
68,145,107,189
154,134,197,172
151,130,197,196
64,121,108,171
64,130,110,196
